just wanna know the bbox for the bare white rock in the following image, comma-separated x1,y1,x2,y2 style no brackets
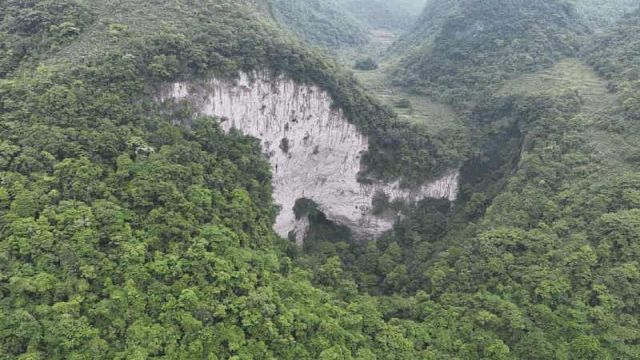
159,72,459,242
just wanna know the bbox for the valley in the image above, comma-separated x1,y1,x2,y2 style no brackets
2,0,640,359
337,26,471,173
160,72,459,243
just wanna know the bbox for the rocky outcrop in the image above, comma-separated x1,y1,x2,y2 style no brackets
160,72,459,242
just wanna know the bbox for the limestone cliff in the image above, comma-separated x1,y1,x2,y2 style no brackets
160,72,459,241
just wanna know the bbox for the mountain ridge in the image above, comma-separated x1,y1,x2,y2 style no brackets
2,0,640,358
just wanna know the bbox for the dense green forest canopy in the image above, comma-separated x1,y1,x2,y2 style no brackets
0,0,93,76
574,0,640,31
2,0,640,359
392,0,589,107
587,7,640,123
295,1,640,358
0,0,453,358
267,0,369,48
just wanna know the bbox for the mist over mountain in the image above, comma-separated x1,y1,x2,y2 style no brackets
336,0,428,31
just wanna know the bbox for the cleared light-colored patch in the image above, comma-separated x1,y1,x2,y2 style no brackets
499,58,640,170
497,58,618,112
354,63,465,131
160,71,460,242
336,24,470,167
337,26,465,140
350,60,470,162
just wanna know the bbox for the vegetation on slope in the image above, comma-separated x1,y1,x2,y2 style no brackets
295,4,640,359
301,77,640,359
0,0,92,76
574,0,640,32
0,0,455,358
351,64,472,167
268,0,368,48
3,0,640,358
587,8,640,125
392,0,588,107
336,0,427,32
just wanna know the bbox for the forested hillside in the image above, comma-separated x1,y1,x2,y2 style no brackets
392,0,588,107
587,8,640,123
0,0,92,76
296,1,640,358
336,0,427,32
268,0,368,48
0,0,447,358
2,0,640,359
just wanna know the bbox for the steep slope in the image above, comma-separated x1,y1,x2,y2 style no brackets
76,0,459,234
0,0,92,76
0,0,454,358
587,8,640,126
575,0,640,32
268,0,368,48
297,7,640,359
585,8,640,167
161,74,459,242
336,0,427,32
388,0,461,57
392,0,588,106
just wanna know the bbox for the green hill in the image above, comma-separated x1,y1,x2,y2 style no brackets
336,0,427,32
296,4,640,359
575,0,639,32
299,10,640,356
268,0,369,48
587,8,640,121
586,8,640,164
0,0,450,358
3,0,640,359
392,0,588,107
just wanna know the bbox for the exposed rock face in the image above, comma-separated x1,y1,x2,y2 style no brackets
160,72,459,241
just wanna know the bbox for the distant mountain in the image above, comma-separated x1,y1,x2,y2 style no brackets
268,0,369,47
0,0,448,358
575,0,640,32
336,0,427,32
392,0,588,106
587,7,640,122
